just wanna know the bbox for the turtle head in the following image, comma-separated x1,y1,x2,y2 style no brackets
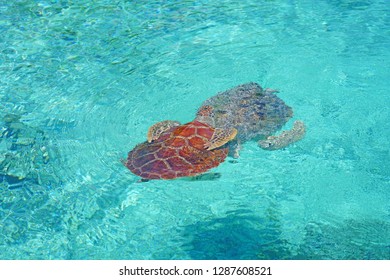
195,105,215,126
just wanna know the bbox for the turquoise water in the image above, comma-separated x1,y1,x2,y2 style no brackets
1,0,389,259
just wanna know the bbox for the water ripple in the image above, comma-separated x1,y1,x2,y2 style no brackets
0,0,389,259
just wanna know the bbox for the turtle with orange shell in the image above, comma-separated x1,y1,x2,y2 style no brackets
125,105,237,180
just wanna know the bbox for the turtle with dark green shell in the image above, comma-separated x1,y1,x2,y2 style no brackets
125,105,237,180
201,82,305,157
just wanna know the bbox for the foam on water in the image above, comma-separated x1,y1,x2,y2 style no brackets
0,0,389,259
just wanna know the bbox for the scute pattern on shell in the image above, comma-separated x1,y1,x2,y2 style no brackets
125,120,228,180
202,82,293,141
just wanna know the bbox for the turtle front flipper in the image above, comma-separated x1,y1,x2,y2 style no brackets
147,120,181,142
204,127,238,150
233,139,242,158
258,120,306,150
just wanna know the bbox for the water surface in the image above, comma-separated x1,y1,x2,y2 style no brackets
0,0,389,259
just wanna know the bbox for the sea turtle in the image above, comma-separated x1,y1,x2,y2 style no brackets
125,105,237,180
202,82,305,156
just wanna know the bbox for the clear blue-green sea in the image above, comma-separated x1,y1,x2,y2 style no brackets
1,0,389,259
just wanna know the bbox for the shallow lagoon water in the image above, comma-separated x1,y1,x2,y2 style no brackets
0,0,389,259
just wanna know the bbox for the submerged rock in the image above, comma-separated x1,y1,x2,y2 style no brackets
1,113,52,186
